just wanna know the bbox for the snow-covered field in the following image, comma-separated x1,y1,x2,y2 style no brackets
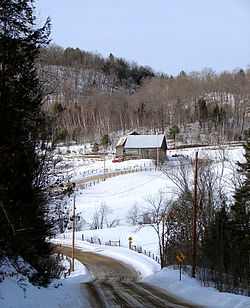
1,144,249,308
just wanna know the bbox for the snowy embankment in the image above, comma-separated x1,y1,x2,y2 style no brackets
1,239,249,308
52,237,250,308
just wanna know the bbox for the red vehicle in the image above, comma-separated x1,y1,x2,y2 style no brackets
112,157,124,163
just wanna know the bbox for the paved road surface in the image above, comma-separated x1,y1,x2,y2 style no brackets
58,246,202,308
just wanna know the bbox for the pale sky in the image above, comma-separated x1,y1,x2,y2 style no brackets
35,0,250,76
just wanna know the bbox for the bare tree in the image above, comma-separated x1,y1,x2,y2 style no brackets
74,214,86,231
50,200,70,233
166,193,194,264
143,192,173,268
162,153,228,264
91,202,112,229
91,210,100,230
99,202,112,229
126,202,141,226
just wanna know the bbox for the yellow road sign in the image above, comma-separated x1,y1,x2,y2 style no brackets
176,252,185,263
128,237,133,242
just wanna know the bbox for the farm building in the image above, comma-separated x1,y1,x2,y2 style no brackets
115,131,139,157
116,134,167,163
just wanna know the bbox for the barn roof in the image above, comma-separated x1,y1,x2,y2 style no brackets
116,136,127,147
116,132,139,147
124,134,166,149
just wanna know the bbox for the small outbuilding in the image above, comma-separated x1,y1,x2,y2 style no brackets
116,134,167,163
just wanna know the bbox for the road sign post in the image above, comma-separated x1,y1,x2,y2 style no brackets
176,252,185,281
71,194,75,272
128,237,133,249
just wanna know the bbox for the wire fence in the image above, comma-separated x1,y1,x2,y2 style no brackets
78,234,161,264
130,244,161,264
77,166,156,189
60,232,160,265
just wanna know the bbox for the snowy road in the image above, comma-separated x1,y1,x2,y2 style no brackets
59,246,201,308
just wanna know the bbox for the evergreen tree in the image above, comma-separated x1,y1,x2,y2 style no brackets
100,134,111,149
231,141,250,287
197,98,208,123
0,0,57,284
210,104,225,127
202,205,231,274
168,124,180,142
201,143,250,294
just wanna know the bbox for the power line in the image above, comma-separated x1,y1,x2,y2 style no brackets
82,172,165,198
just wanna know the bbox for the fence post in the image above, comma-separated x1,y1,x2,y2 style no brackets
82,234,84,241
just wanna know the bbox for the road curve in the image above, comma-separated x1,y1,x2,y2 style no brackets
58,246,202,308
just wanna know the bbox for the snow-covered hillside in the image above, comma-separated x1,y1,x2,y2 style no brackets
1,144,249,308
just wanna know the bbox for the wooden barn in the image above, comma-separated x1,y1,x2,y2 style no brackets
116,134,167,163
115,131,139,157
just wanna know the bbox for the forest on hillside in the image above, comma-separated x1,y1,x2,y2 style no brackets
38,45,250,146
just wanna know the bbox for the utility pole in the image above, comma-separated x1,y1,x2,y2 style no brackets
192,151,198,278
103,153,106,181
157,147,159,169
71,194,75,272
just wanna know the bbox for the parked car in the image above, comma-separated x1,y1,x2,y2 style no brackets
112,157,124,163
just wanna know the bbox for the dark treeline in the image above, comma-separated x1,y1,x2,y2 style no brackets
38,45,250,145
0,0,61,285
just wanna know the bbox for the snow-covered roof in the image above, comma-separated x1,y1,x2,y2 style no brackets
116,132,139,147
116,136,127,147
124,134,165,149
